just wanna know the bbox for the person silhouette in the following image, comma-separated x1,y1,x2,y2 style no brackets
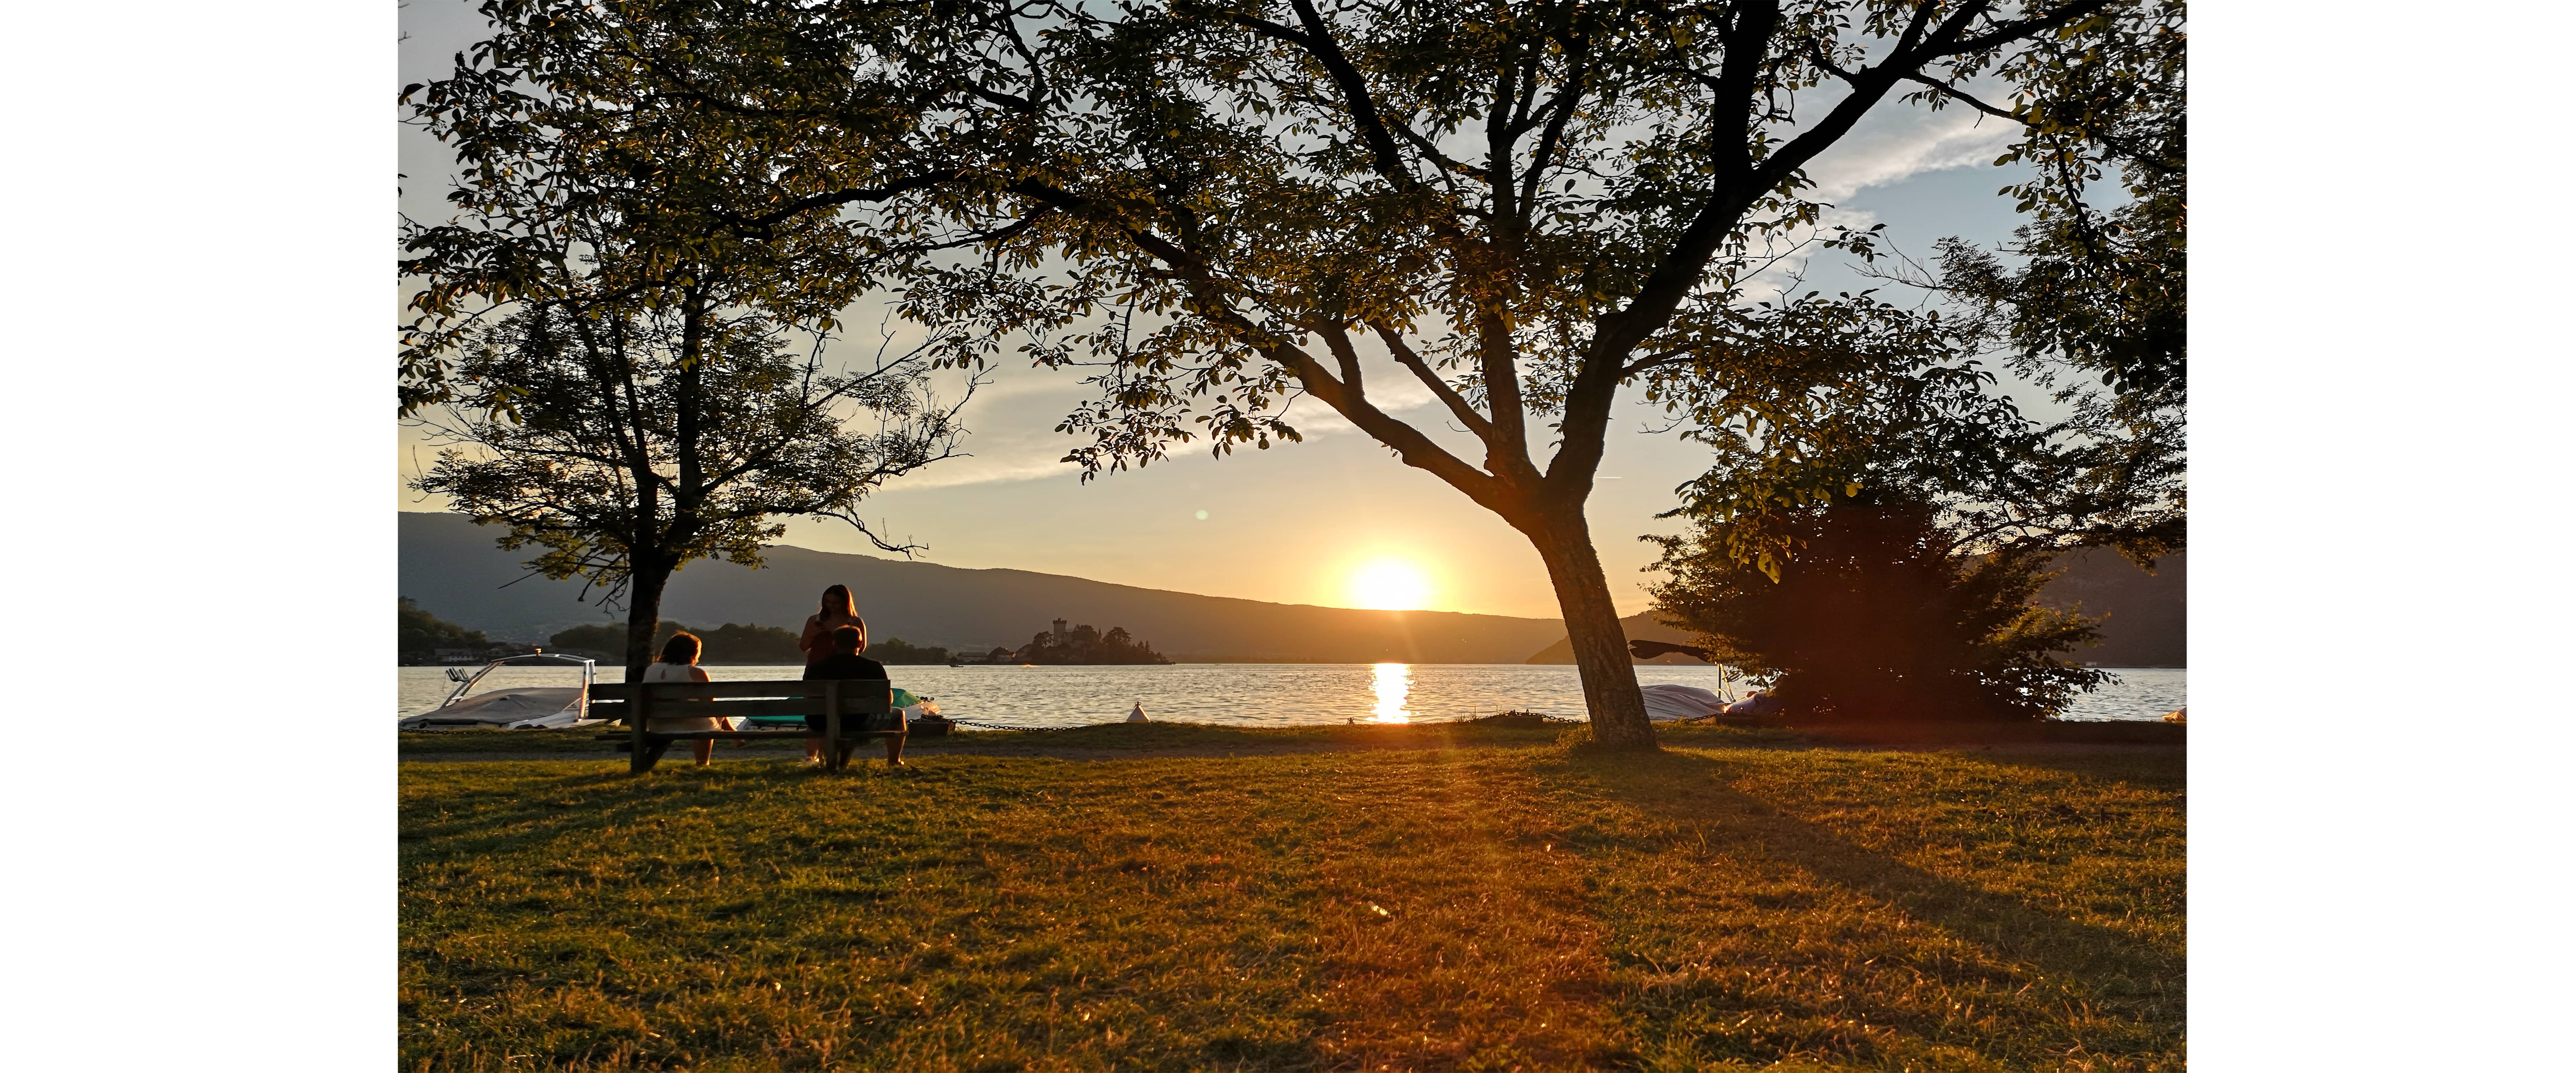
799,584,867,670
803,624,905,768
641,632,721,767
795,586,869,761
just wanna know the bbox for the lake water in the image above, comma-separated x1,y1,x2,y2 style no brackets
398,663,2184,726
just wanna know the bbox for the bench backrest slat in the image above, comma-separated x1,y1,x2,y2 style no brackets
595,680,889,704
587,697,883,719
593,679,892,719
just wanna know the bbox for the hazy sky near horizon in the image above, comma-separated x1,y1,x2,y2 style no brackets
398,0,2043,622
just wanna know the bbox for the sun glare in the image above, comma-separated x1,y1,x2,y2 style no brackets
1346,558,1434,610
1370,662,1412,723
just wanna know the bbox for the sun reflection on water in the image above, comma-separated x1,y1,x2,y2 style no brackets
1370,662,1412,723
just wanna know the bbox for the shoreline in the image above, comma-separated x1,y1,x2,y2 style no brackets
398,718,2182,763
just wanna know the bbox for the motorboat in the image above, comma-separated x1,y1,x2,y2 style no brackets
906,697,955,736
400,652,600,730
1638,673,1772,723
1639,683,1732,721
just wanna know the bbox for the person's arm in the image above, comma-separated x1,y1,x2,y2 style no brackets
799,616,823,655
689,667,711,683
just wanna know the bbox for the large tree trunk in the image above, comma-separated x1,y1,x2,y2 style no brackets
1524,512,1658,751
623,559,674,682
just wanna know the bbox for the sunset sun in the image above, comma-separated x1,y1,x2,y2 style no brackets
1346,558,1433,611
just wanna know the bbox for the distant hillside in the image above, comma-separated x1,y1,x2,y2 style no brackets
1521,612,1715,666
400,512,1567,663
2031,548,2185,667
1522,548,2185,667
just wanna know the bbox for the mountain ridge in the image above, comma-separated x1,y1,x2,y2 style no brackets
400,512,1570,663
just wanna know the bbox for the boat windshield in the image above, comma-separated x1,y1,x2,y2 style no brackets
444,657,594,707
460,667,584,699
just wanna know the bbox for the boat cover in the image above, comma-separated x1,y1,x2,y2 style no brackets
401,687,586,730
1639,684,1730,722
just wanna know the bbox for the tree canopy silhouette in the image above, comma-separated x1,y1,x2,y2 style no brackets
915,0,2168,748
400,6,994,678
404,0,2184,746
1649,492,2110,721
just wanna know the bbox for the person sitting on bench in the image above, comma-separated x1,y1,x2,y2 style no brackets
802,624,905,768
641,632,724,767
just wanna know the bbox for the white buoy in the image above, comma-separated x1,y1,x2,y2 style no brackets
1127,702,1149,724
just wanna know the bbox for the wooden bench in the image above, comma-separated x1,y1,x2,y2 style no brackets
589,679,902,773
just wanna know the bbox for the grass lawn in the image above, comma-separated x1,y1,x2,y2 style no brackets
401,726,2182,1071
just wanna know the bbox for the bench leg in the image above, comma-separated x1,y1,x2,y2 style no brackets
632,737,672,774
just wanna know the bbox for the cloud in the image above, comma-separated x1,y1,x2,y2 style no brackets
877,450,1080,492
1800,104,2021,204
1727,101,2022,302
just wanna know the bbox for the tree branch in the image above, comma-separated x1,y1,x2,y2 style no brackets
1314,321,1368,398
710,168,964,232
1372,323,1492,437
1900,72,2180,175
1937,0,2116,58
1276,0,1416,190
1263,329,1511,509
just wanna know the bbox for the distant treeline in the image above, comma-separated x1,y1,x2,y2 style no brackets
547,621,963,665
400,598,533,664
1017,623,1173,665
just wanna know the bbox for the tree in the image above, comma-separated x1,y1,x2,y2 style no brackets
1642,279,2182,581
869,637,956,664
892,0,2153,749
1606,0,2178,722
400,597,502,663
552,621,811,663
1898,1,2185,566
693,622,807,663
1648,492,2109,720
1924,0,2183,401
1635,272,2168,721
402,1,999,680
411,303,967,679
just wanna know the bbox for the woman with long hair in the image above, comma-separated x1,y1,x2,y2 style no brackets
641,631,721,767
798,585,868,761
800,585,866,668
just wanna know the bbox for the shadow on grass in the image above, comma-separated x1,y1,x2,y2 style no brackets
1970,746,2187,793
401,760,885,864
1556,749,2181,989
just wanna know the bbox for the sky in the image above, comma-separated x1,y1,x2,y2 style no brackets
397,0,2040,621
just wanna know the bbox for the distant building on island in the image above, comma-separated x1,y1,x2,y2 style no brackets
1011,618,1173,665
